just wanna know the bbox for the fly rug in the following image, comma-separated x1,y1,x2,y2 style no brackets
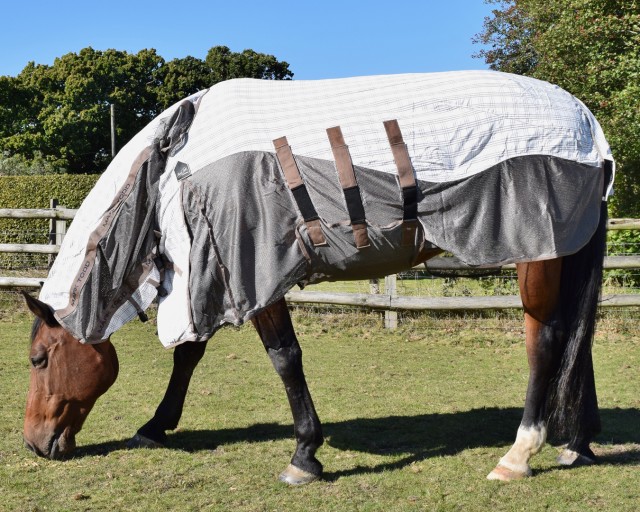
30,70,614,484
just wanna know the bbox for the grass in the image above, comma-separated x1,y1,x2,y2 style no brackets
0,311,638,511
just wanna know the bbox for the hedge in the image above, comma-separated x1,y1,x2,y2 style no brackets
0,175,99,269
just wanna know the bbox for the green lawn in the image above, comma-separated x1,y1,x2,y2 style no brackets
0,312,638,511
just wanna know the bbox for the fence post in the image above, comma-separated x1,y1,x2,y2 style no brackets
384,274,398,329
56,217,67,245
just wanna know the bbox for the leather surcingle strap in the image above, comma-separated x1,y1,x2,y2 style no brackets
326,126,370,249
383,119,420,246
273,136,327,247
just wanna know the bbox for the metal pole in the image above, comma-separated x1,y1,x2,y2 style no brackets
48,198,58,268
110,103,116,158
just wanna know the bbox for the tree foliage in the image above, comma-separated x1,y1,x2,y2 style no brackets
0,46,292,174
472,0,537,74
474,0,640,216
154,46,293,110
206,46,294,83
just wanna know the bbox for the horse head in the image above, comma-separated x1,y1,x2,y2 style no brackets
22,292,119,459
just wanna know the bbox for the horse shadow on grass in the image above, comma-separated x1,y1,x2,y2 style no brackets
76,406,640,479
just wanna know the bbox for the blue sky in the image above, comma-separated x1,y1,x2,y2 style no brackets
1,1,494,79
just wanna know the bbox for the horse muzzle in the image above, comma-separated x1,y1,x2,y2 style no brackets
24,431,75,460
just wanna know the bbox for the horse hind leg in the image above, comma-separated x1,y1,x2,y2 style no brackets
488,259,564,481
128,340,208,448
555,352,599,467
252,298,324,485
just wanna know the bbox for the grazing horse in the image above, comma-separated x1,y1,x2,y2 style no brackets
21,72,612,484
23,206,608,483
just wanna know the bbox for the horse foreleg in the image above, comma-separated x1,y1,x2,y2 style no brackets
488,259,563,481
252,299,324,485
128,340,208,448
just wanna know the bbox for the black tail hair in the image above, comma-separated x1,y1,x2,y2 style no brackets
546,163,612,448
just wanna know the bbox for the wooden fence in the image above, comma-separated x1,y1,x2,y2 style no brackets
1,207,639,313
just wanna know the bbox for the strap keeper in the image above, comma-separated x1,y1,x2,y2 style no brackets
401,185,418,222
401,219,419,246
306,220,328,247
352,222,371,249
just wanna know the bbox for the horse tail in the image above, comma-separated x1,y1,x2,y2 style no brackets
546,163,612,447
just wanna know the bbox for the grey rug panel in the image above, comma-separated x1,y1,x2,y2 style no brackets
180,151,602,338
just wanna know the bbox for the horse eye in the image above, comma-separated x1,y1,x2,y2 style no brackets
30,353,47,369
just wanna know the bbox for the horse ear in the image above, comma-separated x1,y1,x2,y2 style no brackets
21,291,59,327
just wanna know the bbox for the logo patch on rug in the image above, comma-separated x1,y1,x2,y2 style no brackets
174,161,191,181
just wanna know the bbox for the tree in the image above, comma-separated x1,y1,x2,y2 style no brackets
0,46,293,174
1,48,165,173
154,56,214,110
474,0,640,216
0,75,48,166
154,46,293,110
472,0,537,75
205,46,293,83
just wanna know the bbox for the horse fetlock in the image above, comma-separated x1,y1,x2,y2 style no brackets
488,424,546,481
513,424,547,456
136,419,169,444
288,430,323,478
291,449,323,477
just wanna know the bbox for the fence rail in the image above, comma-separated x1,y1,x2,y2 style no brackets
1,207,639,311
284,290,639,310
0,207,77,220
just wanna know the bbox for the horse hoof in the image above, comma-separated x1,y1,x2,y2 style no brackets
557,448,597,467
487,464,531,481
126,433,165,449
279,464,320,485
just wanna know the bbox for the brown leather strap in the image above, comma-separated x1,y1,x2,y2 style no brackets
273,137,327,247
326,127,357,188
326,126,370,249
273,136,304,188
384,120,416,189
351,223,370,250
383,120,420,246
